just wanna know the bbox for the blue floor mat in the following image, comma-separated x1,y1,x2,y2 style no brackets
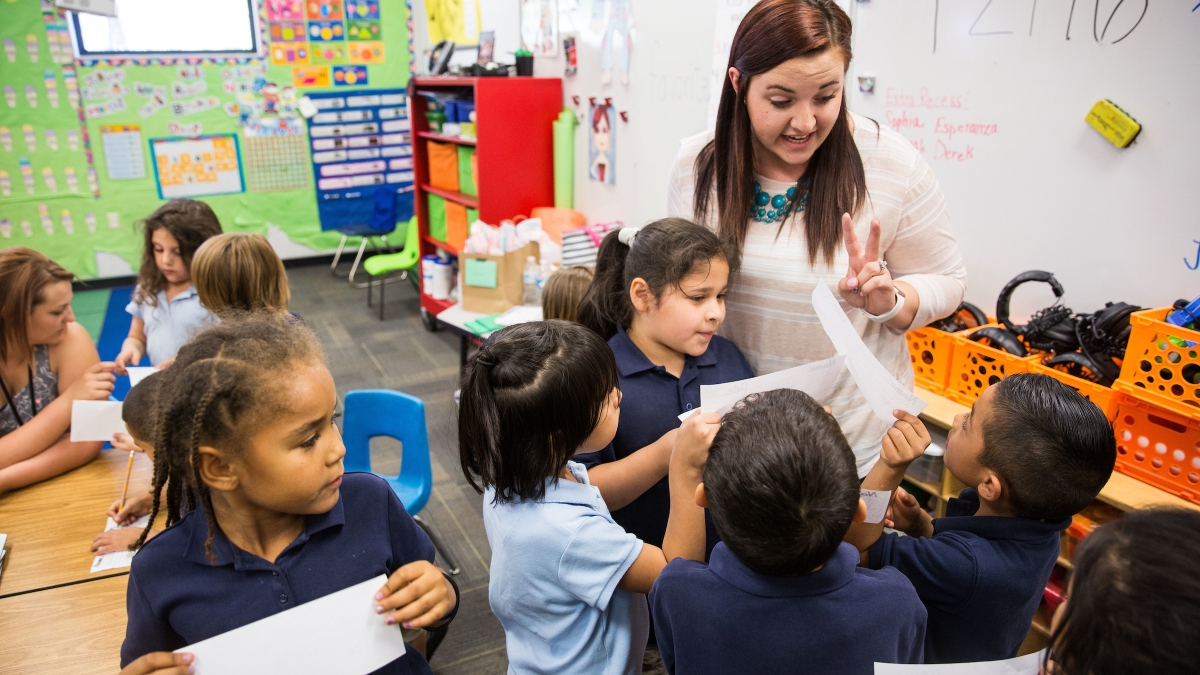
97,286,148,401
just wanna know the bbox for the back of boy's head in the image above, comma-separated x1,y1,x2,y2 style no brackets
122,371,164,443
459,320,617,504
980,373,1115,521
134,199,224,307
705,389,859,576
192,233,291,315
577,217,736,340
541,265,594,322
141,312,323,557
1050,509,1200,675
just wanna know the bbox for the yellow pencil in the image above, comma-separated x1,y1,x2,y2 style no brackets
117,449,135,513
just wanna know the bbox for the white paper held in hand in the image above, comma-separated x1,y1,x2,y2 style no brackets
90,514,150,573
70,400,125,442
860,489,893,524
126,366,157,388
811,279,927,422
179,575,407,675
874,649,1045,674
679,354,846,421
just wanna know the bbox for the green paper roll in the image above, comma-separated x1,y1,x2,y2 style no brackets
553,109,576,209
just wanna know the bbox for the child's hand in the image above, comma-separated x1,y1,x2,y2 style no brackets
108,491,153,525
92,525,144,555
118,652,192,675
673,411,721,476
112,431,143,454
374,560,456,630
884,487,924,534
66,361,116,401
880,410,931,470
114,339,145,374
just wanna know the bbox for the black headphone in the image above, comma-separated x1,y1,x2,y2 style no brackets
994,270,1079,354
930,301,988,333
969,326,1028,356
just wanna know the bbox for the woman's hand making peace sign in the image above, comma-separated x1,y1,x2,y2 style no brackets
837,213,919,328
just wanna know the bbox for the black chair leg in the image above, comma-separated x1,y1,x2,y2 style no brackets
378,272,386,320
413,514,461,575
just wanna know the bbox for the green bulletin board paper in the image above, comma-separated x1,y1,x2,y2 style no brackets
464,258,497,289
0,1,411,279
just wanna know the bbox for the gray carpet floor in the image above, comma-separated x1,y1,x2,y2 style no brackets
288,265,507,674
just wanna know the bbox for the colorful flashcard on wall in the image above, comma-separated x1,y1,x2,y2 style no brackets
347,42,383,64
18,156,35,193
306,0,344,20
304,89,410,230
150,134,244,199
346,20,381,41
3,39,14,63
271,42,310,65
345,0,380,19
267,0,306,20
170,96,221,117
101,125,147,180
0,126,10,152
64,166,78,192
270,20,307,42
292,66,331,87
311,44,348,64
333,65,368,86
43,70,59,108
308,20,345,41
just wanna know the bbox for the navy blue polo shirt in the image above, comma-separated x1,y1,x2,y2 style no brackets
121,473,444,675
868,488,1070,664
650,542,926,675
575,326,753,556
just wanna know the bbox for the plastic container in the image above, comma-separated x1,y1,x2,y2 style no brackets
944,325,1041,406
1031,358,1117,420
522,256,540,306
1117,307,1200,420
906,327,956,394
430,257,453,300
906,454,944,487
1111,386,1200,504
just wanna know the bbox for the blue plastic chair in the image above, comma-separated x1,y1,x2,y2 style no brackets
342,389,460,573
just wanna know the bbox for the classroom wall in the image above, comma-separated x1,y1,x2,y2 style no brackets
0,0,412,280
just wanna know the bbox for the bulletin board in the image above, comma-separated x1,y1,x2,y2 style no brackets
304,87,413,232
150,134,245,200
0,0,414,279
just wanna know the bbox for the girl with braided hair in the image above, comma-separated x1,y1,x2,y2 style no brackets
459,320,712,675
119,312,457,675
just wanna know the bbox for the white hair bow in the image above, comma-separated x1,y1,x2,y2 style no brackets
617,226,640,246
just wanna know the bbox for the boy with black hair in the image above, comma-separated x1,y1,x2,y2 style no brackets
847,372,1116,664
91,371,163,555
649,389,927,675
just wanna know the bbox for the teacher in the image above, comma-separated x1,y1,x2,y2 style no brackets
667,0,967,474
0,247,115,492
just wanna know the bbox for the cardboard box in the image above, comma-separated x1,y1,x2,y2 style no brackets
460,242,539,314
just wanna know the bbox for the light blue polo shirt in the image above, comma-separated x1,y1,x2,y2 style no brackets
483,460,647,675
126,286,214,365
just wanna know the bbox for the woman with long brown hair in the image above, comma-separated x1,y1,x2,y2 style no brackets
668,0,966,474
0,247,116,492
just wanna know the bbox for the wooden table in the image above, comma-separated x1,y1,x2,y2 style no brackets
0,574,127,675
0,449,153,596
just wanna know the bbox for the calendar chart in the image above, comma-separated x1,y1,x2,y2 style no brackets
100,125,146,180
150,135,244,199
244,118,311,193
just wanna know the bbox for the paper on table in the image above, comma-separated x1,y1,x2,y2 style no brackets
812,280,927,422
127,366,156,388
90,514,150,573
860,489,893,524
0,533,7,574
679,354,847,421
874,649,1045,674
70,400,125,442
179,575,407,675
495,305,543,326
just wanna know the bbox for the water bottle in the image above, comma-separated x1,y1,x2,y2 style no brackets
522,256,541,305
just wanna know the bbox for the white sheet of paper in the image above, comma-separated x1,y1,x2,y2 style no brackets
875,649,1045,674
812,280,928,422
90,515,150,573
178,575,407,675
495,305,543,326
70,400,125,442
680,354,847,421
860,489,893,524
127,366,156,388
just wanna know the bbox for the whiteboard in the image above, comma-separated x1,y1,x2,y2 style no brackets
846,1,1200,319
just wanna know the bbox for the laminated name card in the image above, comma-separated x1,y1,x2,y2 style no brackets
680,354,846,421
875,649,1044,674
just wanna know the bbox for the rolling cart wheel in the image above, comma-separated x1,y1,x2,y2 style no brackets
421,307,439,332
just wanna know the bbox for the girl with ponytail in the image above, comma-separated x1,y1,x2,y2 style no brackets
575,218,752,561
458,320,712,675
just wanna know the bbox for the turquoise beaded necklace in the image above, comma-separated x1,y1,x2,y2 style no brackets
751,180,809,223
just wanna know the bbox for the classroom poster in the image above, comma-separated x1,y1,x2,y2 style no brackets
588,101,615,184
150,135,244,199
425,0,482,46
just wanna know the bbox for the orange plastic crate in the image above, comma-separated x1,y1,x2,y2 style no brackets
1118,307,1200,421
906,327,956,395
1111,387,1200,505
945,325,1041,406
1030,359,1117,420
